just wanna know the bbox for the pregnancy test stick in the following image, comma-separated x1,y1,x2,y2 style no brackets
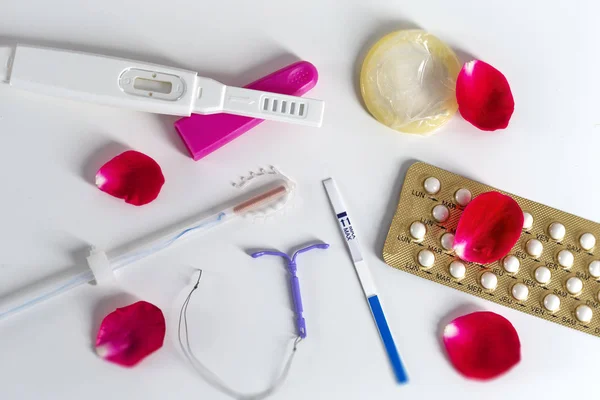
0,45,324,127
323,178,408,384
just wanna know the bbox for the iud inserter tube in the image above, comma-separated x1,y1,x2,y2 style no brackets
0,180,293,320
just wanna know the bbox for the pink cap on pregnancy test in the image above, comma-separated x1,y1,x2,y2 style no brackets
174,61,319,160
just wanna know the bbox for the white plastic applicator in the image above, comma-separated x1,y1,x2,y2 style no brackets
0,179,294,320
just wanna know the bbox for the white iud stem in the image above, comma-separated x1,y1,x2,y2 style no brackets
0,45,325,126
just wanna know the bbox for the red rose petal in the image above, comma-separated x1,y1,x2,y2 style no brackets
456,60,514,131
95,150,165,206
454,191,523,264
443,311,521,380
95,301,166,367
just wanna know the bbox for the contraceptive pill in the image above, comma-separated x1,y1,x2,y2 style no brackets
440,232,455,250
557,249,574,269
526,239,543,258
511,283,529,301
480,271,497,290
384,162,600,338
566,276,583,295
589,260,600,279
423,177,440,195
522,212,533,230
503,255,520,274
448,261,466,279
543,294,560,312
548,222,566,241
409,221,426,240
454,189,472,207
432,204,449,222
534,266,551,284
580,233,596,251
418,249,435,268
576,305,593,323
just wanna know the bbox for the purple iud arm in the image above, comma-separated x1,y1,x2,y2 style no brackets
251,243,329,339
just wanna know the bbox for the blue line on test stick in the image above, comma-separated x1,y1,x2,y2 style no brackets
368,295,409,384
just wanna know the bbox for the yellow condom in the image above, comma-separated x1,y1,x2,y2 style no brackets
360,30,461,134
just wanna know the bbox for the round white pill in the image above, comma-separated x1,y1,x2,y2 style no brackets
503,255,520,274
423,177,441,195
543,294,561,312
589,260,600,279
566,277,583,295
432,205,450,223
418,249,435,268
409,221,426,241
523,212,533,230
534,266,551,284
480,271,498,290
557,249,574,269
526,239,544,258
580,233,596,251
512,283,529,301
576,305,593,323
440,232,455,250
454,189,472,207
548,222,566,241
449,261,466,279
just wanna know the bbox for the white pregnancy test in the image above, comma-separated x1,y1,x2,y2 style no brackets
0,45,324,127
323,178,408,384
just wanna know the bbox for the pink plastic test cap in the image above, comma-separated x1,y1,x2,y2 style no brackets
174,61,319,161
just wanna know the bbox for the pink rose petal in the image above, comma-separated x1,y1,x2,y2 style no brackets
95,150,165,206
454,191,523,264
456,60,515,131
443,311,521,380
95,301,166,367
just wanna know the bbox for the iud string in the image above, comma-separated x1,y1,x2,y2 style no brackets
178,243,328,399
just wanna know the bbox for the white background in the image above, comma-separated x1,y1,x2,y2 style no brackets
1,1,599,399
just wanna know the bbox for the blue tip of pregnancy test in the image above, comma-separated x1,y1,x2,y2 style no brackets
368,295,409,384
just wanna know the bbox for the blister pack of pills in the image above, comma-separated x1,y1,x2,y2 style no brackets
383,162,600,337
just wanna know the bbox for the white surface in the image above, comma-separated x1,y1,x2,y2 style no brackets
1,1,600,399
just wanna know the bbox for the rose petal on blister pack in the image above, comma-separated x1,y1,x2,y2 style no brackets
95,150,165,206
453,191,523,264
456,60,514,131
443,311,521,380
95,301,166,367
